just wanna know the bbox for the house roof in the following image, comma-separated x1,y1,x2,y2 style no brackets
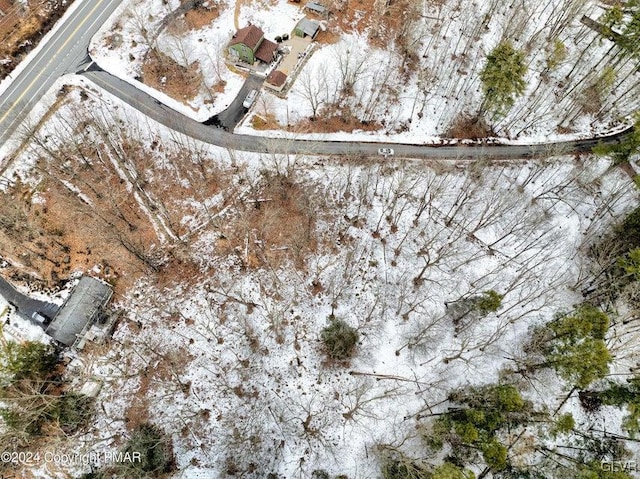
46,276,113,347
267,70,287,87
254,39,278,63
296,18,320,37
305,1,326,13
0,0,12,12
229,24,264,50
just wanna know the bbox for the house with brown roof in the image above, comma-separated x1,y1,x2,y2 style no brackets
228,24,278,65
265,70,288,92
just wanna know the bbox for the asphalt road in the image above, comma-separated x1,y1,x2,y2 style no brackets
210,73,266,130
83,69,631,160
0,0,123,148
0,276,59,325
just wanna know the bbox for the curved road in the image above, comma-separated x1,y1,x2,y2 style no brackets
0,0,633,161
84,68,631,160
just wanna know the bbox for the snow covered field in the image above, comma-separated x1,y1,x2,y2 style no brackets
11,79,635,478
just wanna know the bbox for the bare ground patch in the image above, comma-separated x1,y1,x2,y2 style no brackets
315,28,340,45
184,3,224,29
295,104,383,133
141,49,202,104
0,0,72,80
251,113,281,130
327,0,418,47
444,113,496,139
217,174,317,269
1,90,248,294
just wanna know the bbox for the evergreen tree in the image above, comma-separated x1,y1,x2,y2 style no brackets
598,376,640,437
603,0,640,57
321,319,359,360
593,114,640,164
475,290,504,315
431,462,475,479
428,384,533,472
541,304,611,388
119,423,175,478
0,341,58,384
479,42,527,118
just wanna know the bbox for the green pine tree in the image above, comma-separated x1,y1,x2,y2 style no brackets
479,42,527,118
542,304,611,388
593,114,640,164
432,462,475,479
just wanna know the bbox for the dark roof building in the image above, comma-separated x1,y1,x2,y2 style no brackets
46,276,113,347
304,2,327,14
267,70,287,87
229,24,264,50
254,39,278,63
228,24,279,64
265,70,288,92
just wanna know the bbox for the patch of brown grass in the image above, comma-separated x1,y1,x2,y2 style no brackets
212,79,227,93
125,375,151,431
579,84,602,115
315,28,340,45
0,176,150,296
251,113,281,130
1,101,174,295
444,113,495,139
296,110,382,133
0,1,71,79
142,49,201,104
218,174,317,269
328,0,417,48
184,3,223,30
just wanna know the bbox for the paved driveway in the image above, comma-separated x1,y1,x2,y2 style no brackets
206,73,266,131
0,276,59,325
278,36,312,74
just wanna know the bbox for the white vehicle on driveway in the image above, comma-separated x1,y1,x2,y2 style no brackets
243,89,258,109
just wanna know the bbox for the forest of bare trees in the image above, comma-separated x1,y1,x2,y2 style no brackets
14,93,633,477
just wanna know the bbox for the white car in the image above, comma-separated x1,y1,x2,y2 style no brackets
32,312,48,324
378,147,395,156
242,89,258,109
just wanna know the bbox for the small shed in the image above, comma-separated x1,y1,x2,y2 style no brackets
294,18,320,39
45,276,113,347
265,70,288,92
304,2,327,15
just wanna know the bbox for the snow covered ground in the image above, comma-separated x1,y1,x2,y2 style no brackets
63,87,640,476
0,0,639,471
77,152,637,478
1,73,639,477
90,0,640,142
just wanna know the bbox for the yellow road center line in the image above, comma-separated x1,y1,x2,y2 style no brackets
0,0,106,125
